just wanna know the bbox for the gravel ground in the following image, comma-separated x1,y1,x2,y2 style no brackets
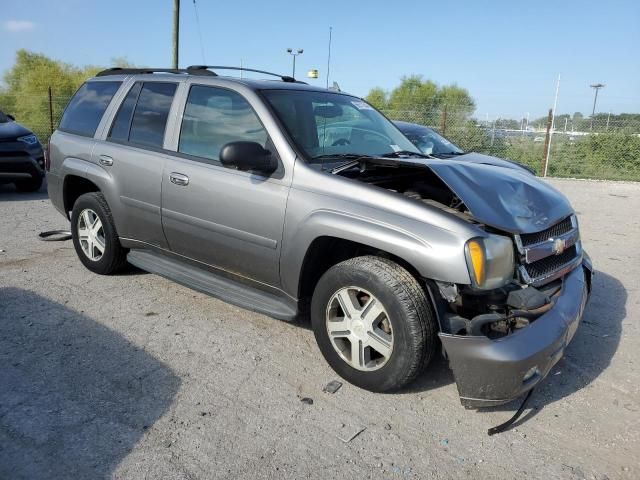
1,178,638,480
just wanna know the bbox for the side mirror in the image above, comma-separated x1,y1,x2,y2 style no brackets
7,114,15,121
219,141,277,174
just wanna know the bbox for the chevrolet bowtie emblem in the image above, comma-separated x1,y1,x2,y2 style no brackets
551,238,566,255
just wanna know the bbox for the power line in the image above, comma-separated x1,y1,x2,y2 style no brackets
192,0,206,64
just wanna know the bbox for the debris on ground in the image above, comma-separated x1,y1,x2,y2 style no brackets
38,230,72,241
338,426,366,443
384,423,392,431
300,397,314,405
323,380,343,394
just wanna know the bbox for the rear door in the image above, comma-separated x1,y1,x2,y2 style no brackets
161,84,290,286
94,81,178,248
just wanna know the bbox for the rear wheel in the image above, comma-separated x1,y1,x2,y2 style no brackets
71,192,128,274
14,176,43,192
311,256,437,392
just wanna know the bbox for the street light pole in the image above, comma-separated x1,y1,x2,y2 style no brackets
590,83,605,130
286,48,303,78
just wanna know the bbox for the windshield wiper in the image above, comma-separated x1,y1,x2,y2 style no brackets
311,154,376,174
312,153,375,161
381,150,430,159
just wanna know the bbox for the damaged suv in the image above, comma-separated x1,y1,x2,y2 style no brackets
47,67,592,407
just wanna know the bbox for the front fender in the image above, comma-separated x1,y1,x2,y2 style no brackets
280,205,472,298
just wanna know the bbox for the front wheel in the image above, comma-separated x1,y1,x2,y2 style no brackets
71,192,128,275
310,256,437,392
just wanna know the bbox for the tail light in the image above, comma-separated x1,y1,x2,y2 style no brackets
44,139,51,171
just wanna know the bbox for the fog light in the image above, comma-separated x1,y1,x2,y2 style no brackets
523,366,539,382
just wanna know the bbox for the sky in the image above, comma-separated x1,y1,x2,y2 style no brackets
1,0,639,119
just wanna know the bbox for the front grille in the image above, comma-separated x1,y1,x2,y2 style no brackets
519,216,573,247
524,245,577,279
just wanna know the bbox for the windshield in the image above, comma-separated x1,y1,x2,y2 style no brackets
0,111,11,123
262,90,420,163
399,124,464,155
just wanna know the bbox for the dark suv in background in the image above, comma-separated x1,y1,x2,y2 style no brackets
0,110,45,192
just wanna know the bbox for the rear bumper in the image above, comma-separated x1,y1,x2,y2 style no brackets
439,257,593,408
0,153,45,182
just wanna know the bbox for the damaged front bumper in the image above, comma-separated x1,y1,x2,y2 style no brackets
439,257,593,408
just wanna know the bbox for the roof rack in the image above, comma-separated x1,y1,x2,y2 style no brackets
187,65,304,83
95,67,217,77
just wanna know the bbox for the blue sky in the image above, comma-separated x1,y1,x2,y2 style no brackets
1,0,639,119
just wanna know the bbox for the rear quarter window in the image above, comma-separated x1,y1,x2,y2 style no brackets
59,81,121,137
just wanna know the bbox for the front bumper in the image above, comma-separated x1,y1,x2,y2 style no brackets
0,151,45,182
439,258,593,408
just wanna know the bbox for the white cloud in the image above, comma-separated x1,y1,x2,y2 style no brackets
4,20,35,32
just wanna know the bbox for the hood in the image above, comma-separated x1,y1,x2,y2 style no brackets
449,152,534,174
0,120,32,140
423,158,573,233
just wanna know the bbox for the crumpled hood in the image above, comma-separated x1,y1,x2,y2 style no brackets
0,120,32,140
424,157,573,233
447,152,533,173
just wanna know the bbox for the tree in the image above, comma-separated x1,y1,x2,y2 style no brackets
365,87,387,110
0,50,125,141
365,75,475,128
365,75,475,117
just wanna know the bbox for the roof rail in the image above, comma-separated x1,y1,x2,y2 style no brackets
95,67,217,77
186,65,304,83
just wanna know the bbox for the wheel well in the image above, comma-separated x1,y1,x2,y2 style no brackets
298,236,423,304
63,175,100,217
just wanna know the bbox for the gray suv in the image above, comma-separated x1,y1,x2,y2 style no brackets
48,66,592,407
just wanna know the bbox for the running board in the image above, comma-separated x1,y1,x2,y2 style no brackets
127,249,298,321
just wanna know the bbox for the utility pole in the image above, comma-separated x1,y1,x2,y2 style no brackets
172,0,180,69
590,83,605,130
286,48,303,78
541,108,553,176
326,27,332,89
543,74,561,177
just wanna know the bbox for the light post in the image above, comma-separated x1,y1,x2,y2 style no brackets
590,83,605,130
286,48,303,78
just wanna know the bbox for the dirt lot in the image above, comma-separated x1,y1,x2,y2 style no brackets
1,178,638,480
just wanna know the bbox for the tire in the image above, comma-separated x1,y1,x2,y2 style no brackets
71,192,128,275
310,255,437,392
14,176,43,192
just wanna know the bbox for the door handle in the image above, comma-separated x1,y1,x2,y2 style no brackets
169,172,189,186
98,155,113,166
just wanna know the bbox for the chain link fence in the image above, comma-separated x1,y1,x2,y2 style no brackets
0,93,68,145
1,92,639,182
382,107,640,182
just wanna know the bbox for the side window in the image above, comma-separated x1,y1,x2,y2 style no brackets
59,81,121,137
108,82,142,142
125,82,177,148
178,85,268,161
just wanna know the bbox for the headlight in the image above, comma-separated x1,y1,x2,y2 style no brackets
17,134,38,146
465,234,515,289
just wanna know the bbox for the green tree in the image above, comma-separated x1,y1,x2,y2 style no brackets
365,87,387,110
0,50,118,141
366,76,475,129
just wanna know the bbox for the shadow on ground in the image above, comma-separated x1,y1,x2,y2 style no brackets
0,287,180,479
477,271,626,428
0,182,48,202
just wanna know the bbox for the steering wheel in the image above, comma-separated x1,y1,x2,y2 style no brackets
331,138,351,146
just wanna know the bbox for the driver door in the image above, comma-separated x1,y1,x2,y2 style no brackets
161,85,289,286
